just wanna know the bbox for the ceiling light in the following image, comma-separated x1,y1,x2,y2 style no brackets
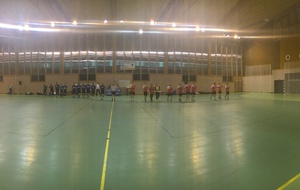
24,24,30,30
72,20,77,25
104,20,108,24
172,22,176,27
139,29,143,34
18,25,24,31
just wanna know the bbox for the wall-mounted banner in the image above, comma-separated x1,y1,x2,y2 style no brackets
120,61,135,70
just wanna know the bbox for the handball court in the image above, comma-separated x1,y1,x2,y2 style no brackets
0,93,300,190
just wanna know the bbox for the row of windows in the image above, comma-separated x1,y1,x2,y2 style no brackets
0,51,242,77
0,51,242,81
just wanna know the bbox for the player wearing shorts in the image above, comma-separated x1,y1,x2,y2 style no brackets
142,83,148,102
49,83,54,96
210,82,216,100
149,84,155,102
225,83,230,99
177,84,183,102
129,82,136,101
91,83,96,99
86,83,91,98
81,83,86,98
110,83,118,101
191,83,197,101
167,84,173,102
96,82,100,96
100,83,105,100
217,83,223,99
185,83,191,102
155,84,161,100
72,83,77,97
60,83,64,97
55,82,60,97
77,83,81,98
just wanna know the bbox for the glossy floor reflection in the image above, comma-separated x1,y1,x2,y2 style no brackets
0,93,299,190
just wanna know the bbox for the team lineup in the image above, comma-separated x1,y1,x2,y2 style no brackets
41,81,230,102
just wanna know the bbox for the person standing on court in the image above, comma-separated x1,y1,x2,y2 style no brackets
77,83,82,98
129,82,136,101
63,83,67,96
177,83,183,102
96,82,100,96
43,84,47,96
185,82,191,102
217,83,223,99
72,82,77,97
167,84,173,101
60,83,64,97
191,83,197,101
91,83,96,99
149,83,155,102
49,83,54,96
142,83,148,102
110,83,118,101
100,83,105,100
225,83,230,99
155,84,161,100
81,83,86,98
55,82,60,97
86,83,91,98
210,82,217,100
8,84,12,94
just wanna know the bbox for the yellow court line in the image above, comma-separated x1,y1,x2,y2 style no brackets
100,101,114,190
277,173,300,190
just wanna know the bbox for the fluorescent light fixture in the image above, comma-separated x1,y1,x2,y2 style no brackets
24,24,30,30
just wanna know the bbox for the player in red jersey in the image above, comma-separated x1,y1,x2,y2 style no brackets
225,83,230,99
167,84,173,101
177,84,183,102
129,82,136,101
149,84,155,102
191,83,197,101
142,83,148,102
210,82,216,100
217,83,223,99
185,83,191,102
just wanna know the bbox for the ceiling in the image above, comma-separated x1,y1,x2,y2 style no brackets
0,0,299,38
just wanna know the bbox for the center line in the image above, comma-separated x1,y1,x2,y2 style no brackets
100,101,114,190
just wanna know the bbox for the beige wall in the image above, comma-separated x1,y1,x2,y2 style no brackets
243,39,280,69
280,37,300,68
0,74,236,95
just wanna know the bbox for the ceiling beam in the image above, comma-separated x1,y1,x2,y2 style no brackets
156,0,179,22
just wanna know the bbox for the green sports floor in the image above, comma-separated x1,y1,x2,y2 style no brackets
0,93,300,190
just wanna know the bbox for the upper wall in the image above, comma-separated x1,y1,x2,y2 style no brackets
280,37,300,68
242,39,280,69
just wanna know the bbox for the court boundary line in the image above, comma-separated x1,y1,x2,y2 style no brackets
277,173,300,190
100,101,114,190
44,101,91,136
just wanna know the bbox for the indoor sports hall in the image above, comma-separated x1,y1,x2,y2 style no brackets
1,0,300,190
